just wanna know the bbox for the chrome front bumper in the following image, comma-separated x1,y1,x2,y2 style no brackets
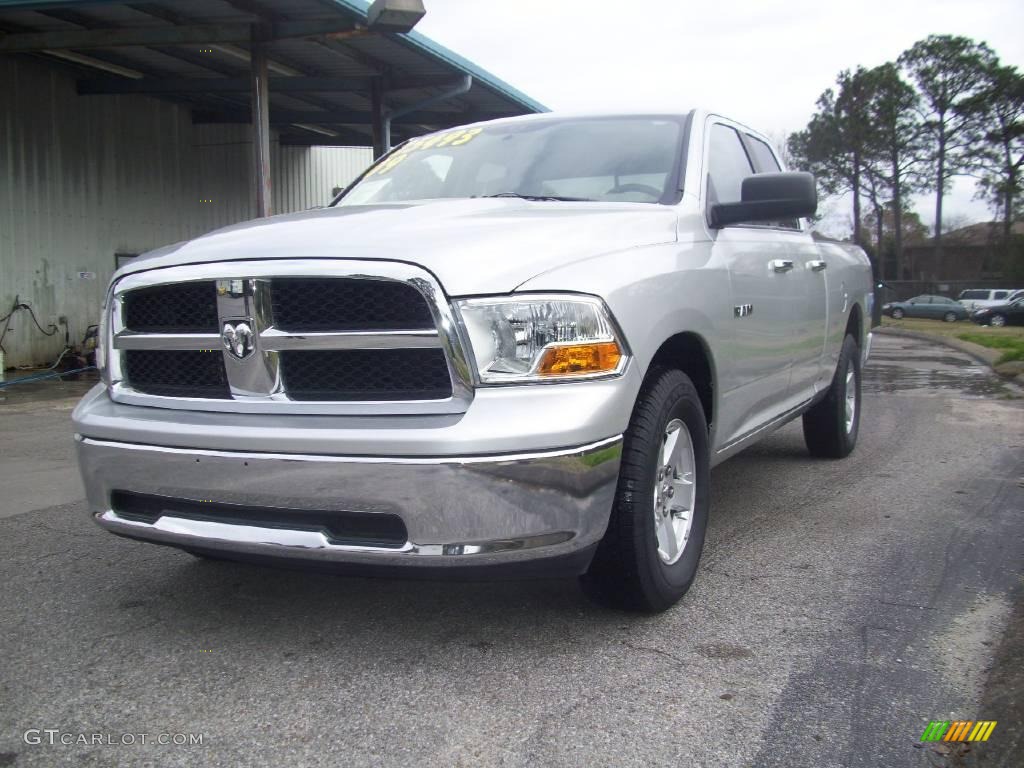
76,435,622,572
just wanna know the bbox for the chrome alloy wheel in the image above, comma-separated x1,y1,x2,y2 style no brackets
844,365,857,434
653,418,696,565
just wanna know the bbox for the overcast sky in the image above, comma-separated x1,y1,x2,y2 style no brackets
416,0,1024,236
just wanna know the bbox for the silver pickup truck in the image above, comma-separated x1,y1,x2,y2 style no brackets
73,111,872,612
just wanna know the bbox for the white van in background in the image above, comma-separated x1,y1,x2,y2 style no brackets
958,288,1022,311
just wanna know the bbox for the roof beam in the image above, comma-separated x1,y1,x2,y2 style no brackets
0,20,360,53
219,0,286,22
1,24,254,52
311,38,384,77
76,75,470,95
123,3,371,144
193,108,507,127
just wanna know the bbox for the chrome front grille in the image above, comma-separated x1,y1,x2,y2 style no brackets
107,260,473,415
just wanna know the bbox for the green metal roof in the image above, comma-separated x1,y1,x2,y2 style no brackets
0,0,547,118
330,0,547,114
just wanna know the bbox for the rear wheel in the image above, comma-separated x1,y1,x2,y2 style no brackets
991,314,1007,327
803,334,861,459
891,308,904,319
943,311,958,323
582,368,710,613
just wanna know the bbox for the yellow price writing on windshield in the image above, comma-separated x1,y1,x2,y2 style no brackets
364,127,483,177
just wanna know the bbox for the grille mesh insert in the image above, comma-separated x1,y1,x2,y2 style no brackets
124,350,229,398
122,282,218,332
270,278,435,331
280,349,452,401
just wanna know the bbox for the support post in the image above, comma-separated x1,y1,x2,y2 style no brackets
250,33,272,218
370,77,389,159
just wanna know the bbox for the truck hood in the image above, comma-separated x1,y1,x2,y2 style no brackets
118,199,678,295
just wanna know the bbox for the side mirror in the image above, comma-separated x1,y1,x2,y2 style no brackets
709,172,817,228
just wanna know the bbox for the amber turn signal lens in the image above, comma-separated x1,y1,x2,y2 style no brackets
535,341,622,376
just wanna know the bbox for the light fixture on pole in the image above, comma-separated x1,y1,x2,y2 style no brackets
366,0,426,34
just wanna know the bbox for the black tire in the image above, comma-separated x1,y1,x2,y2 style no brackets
943,312,957,323
891,308,904,319
803,334,861,459
581,368,710,613
991,314,1007,327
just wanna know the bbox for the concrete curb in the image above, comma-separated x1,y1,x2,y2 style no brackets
875,326,1024,384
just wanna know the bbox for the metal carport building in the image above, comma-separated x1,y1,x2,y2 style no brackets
0,0,545,368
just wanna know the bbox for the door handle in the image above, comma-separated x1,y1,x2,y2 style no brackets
770,259,794,273
807,260,827,272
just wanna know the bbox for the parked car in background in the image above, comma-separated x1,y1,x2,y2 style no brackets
970,298,1024,327
958,288,1021,311
883,295,969,322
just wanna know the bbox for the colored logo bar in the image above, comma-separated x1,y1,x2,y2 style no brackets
921,721,997,742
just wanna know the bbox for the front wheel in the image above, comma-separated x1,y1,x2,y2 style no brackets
803,334,861,459
891,308,904,319
582,368,710,613
943,311,958,323
991,314,1007,327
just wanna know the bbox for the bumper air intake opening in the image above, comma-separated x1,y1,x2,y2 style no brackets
110,490,408,549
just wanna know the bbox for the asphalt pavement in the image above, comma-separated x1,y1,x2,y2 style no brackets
1,334,1021,767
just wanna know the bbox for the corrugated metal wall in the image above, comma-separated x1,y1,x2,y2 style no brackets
0,56,372,368
192,127,373,225
276,145,372,212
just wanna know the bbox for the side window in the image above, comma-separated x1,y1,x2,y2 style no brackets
746,137,782,172
993,291,1008,300
747,135,800,230
706,124,754,206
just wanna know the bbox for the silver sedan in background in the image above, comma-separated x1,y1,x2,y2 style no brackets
883,295,969,322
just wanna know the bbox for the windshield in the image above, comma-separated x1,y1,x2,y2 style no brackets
336,117,685,206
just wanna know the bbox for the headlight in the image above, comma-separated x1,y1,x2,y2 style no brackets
454,294,628,383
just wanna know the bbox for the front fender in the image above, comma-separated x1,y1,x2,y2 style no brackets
514,239,728,439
